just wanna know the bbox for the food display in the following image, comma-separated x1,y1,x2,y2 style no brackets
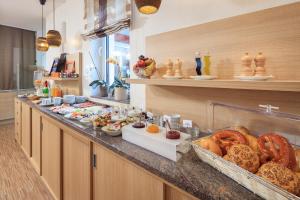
133,55,156,78
193,126,300,196
91,113,111,128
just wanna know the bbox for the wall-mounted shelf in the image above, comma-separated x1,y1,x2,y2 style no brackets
43,77,80,81
126,79,300,92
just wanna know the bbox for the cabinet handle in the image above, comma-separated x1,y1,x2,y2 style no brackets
92,154,97,168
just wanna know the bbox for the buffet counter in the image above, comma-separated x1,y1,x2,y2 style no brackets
15,97,261,200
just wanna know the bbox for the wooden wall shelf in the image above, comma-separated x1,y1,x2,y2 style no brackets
126,79,300,92
43,77,80,81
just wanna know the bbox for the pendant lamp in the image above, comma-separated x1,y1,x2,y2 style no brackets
36,0,49,52
135,0,162,14
46,0,62,47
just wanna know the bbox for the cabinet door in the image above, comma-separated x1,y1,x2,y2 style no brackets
41,117,61,200
21,102,31,157
14,99,22,144
63,130,91,200
165,185,199,200
31,109,41,174
93,144,164,200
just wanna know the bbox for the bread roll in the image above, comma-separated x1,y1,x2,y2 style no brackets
195,137,222,156
233,126,259,153
257,162,300,195
226,144,260,173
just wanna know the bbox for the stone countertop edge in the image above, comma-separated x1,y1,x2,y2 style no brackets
18,98,262,200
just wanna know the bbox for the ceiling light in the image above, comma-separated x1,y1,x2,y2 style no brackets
135,0,162,15
36,0,49,52
46,0,62,47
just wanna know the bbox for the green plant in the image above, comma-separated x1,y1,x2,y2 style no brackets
89,80,107,89
109,76,130,92
88,51,107,89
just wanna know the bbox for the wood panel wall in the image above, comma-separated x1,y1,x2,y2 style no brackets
147,2,300,80
145,3,300,133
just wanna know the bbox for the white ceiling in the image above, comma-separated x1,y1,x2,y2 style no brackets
0,0,65,31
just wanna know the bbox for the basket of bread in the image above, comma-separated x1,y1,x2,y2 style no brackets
192,126,300,200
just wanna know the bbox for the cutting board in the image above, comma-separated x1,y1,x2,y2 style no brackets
122,125,191,161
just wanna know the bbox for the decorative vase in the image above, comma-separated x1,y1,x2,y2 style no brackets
99,86,108,97
114,87,127,101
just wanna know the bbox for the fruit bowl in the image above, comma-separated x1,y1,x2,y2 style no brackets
133,55,156,78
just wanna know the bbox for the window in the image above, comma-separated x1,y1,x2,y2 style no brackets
107,28,130,85
0,25,36,90
88,28,130,96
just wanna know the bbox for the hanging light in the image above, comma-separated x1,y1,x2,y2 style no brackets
36,0,49,52
135,0,162,14
46,0,62,47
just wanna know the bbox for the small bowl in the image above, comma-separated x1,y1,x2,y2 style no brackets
63,95,76,104
75,96,87,103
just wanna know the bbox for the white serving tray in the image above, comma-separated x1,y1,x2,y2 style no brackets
122,125,191,161
192,142,300,200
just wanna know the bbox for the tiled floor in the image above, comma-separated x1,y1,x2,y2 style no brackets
0,124,53,200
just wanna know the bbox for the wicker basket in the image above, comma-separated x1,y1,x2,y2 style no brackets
192,142,300,200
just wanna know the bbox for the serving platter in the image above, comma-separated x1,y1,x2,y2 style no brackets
162,75,183,80
235,75,273,81
101,126,122,137
190,75,217,80
122,125,191,161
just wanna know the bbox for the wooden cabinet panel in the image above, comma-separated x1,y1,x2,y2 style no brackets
41,117,61,200
93,143,164,200
165,185,199,200
63,130,91,200
21,102,31,157
31,109,41,174
14,99,22,144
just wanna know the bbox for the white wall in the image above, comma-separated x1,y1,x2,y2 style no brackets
45,0,300,107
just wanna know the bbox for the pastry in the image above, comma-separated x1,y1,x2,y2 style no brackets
226,144,260,173
233,126,250,135
257,162,300,195
258,133,297,171
295,149,300,172
146,124,159,134
195,137,222,156
233,126,259,153
223,154,230,161
211,130,248,155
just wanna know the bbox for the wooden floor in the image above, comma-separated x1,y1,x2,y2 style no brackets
0,124,54,200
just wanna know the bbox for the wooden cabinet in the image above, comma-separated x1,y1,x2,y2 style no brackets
15,101,199,200
21,102,31,157
14,99,22,144
93,143,164,200
31,109,41,174
165,185,199,200
41,116,61,200
63,129,91,200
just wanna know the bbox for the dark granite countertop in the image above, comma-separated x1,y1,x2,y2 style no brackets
19,98,262,200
